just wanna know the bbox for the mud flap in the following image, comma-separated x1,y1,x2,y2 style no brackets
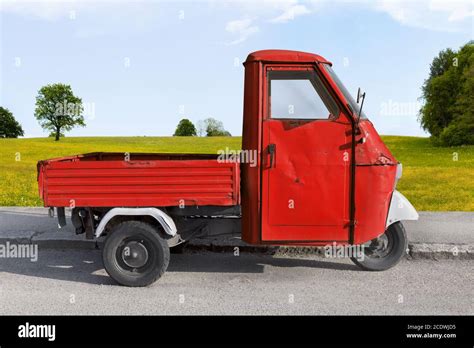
57,207,66,228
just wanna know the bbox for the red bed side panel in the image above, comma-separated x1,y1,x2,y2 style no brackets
38,158,240,208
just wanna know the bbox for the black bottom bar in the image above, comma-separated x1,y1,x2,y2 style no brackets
0,315,472,346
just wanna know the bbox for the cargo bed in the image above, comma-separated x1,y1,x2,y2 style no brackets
37,152,240,208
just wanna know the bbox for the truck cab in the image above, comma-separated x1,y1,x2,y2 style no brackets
241,50,417,247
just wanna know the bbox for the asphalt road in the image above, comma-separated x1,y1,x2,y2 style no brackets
0,250,472,315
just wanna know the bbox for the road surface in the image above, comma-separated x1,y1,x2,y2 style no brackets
0,250,472,315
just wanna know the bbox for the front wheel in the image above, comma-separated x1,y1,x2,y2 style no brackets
102,221,170,287
351,222,407,271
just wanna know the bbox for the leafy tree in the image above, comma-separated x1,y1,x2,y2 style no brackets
0,107,24,138
428,48,456,79
200,117,231,137
196,120,206,137
173,118,197,136
48,131,65,138
419,42,474,146
34,84,85,141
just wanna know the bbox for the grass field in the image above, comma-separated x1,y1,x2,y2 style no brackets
0,136,472,210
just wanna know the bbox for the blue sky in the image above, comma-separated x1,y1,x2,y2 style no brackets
1,0,472,137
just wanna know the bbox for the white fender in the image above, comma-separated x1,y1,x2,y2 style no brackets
95,207,177,238
386,190,419,228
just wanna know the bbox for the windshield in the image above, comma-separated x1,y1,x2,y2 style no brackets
323,65,367,119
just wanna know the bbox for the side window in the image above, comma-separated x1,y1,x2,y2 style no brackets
268,70,339,120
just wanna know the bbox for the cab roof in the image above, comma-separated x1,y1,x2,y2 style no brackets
245,49,331,65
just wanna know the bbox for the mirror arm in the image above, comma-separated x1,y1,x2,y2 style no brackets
357,92,366,124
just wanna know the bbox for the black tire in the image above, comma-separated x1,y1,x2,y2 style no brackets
351,222,407,271
102,221,170,287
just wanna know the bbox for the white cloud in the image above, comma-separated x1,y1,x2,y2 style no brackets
217,0,315,24
0,0,151,22
2,0,472,34
429,0,474,22
0,0,98,21
226,17,251,33
373,0,473,31
269,3,311,23
223,0,311,44
0,0,158,39
225,17,259,45
221,0,472,32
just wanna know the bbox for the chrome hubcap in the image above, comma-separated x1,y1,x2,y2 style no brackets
121,241,149,268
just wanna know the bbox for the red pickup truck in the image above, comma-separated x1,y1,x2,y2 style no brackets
38,50,418,287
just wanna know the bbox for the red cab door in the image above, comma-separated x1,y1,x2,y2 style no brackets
261,65,351,243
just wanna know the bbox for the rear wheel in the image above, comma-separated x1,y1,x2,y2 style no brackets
102,221,170,287
351,222,407,271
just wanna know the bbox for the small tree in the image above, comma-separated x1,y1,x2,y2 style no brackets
173,118,197,136
200,117,231,136
35,83,85,141
0,107,24,138
196,120,206,137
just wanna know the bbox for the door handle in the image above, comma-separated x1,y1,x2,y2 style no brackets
268,144,276,169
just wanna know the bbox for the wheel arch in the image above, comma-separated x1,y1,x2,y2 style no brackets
95,207,177,238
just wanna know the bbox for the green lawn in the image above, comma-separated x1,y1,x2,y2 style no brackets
0,136,472,210
381,136,473,211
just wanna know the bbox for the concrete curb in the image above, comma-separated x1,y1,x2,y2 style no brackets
1,234,471,260
407,243,473,260
183,239,474,260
